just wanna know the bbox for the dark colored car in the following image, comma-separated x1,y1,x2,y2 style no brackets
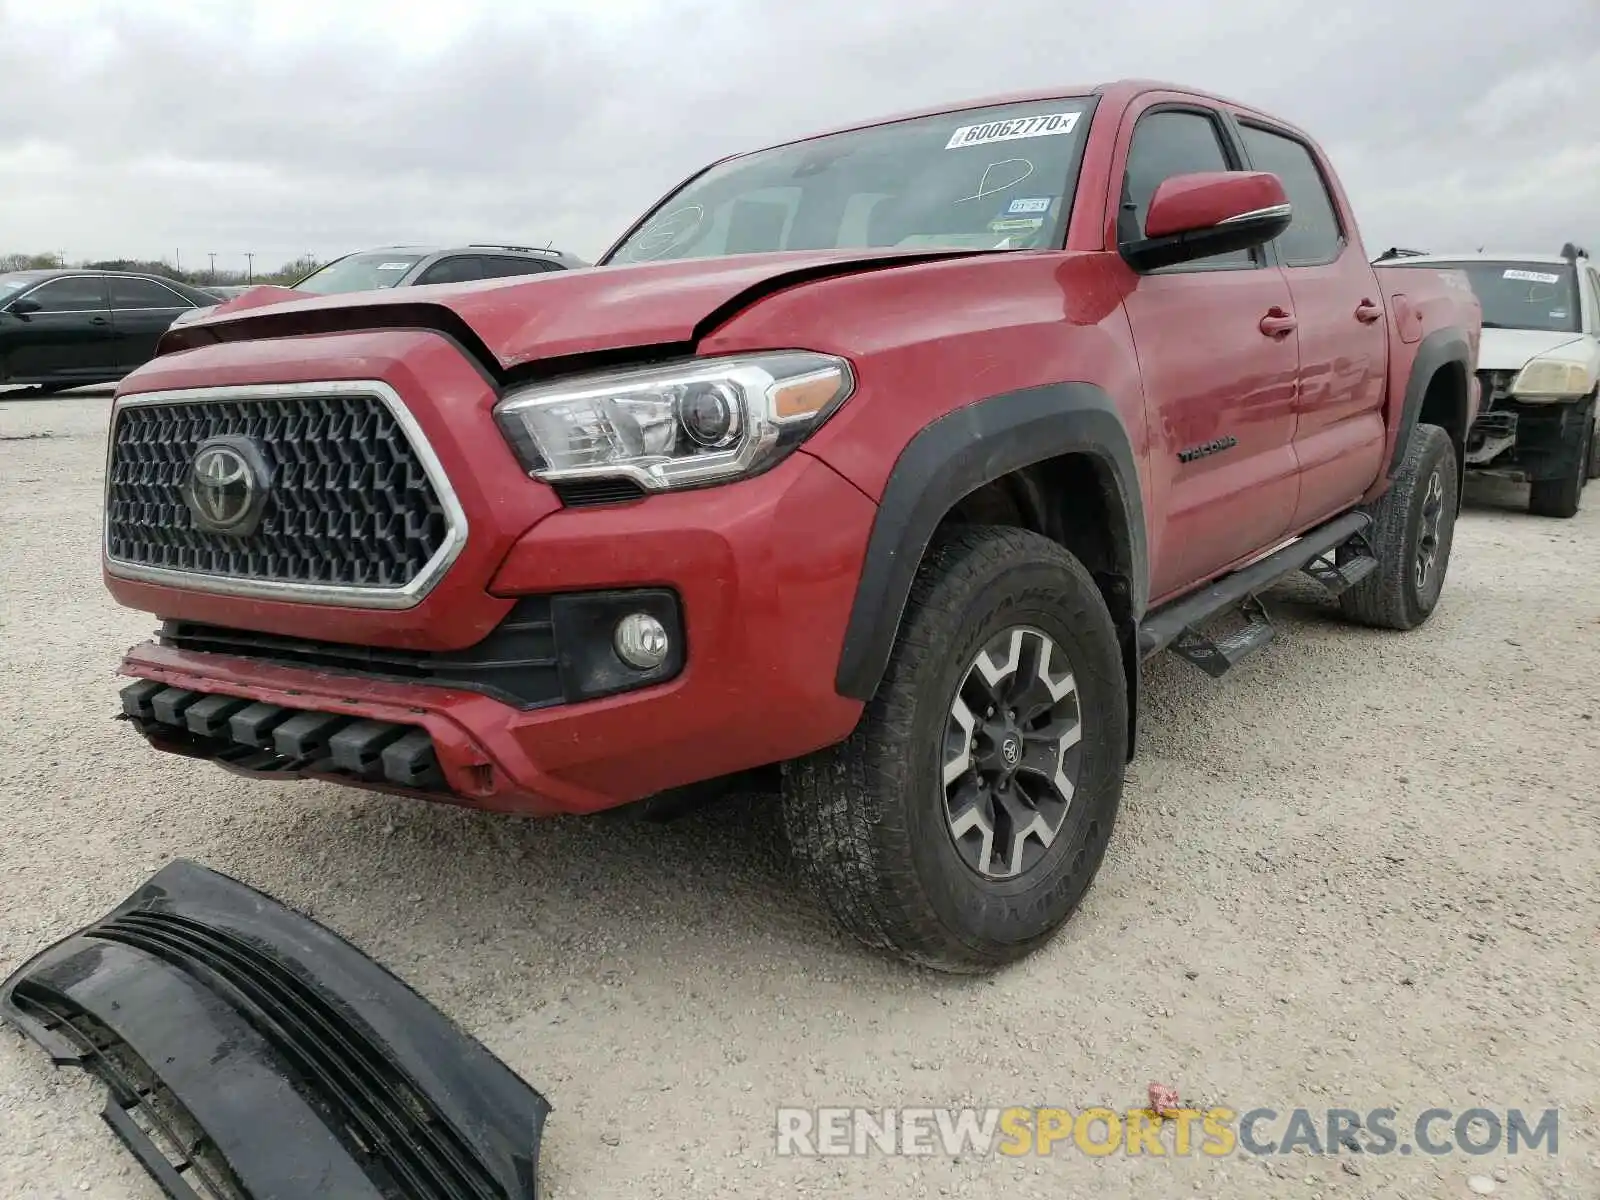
0,270,225,392
291,244,588,294
166,245,591,334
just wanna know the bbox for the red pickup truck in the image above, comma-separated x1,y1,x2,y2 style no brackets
105,80,1480,971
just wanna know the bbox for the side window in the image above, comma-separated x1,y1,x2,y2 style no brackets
480,256,553,278
1585,269,1600,334
109,277,189,310
1237,124,1344,267
1121,110,1252,268
417,256,485,285
25,277,108,312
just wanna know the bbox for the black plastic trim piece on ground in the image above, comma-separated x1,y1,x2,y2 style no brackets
1,859,551,1200
1136,510,1373,658
834,383,1147,702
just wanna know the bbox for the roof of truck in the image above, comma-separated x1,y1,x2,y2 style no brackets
1397,253,1584,266
785,78,1270,148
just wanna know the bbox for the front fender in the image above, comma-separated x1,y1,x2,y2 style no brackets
830,382,1145,702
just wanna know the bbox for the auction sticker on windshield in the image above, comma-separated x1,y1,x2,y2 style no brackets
945,112,1080,150
1504,269,1562,284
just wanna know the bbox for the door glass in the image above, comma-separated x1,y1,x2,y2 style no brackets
25,277,108,312
481,256,554,278
108,277,189,309
1237,125,1345,267
1122,111,1252,267
417,256,485,285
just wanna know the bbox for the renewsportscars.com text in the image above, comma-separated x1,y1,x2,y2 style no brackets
775,1106,1559,1159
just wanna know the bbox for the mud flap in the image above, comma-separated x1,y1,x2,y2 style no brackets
1,859,550,1199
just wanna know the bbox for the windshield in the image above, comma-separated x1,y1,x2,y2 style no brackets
1425,261,1580,334
0,275,35,298
293,252,427,295
606,99,1092,265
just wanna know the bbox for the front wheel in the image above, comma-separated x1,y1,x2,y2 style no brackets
1528,409,1589,518
782,525,1128,973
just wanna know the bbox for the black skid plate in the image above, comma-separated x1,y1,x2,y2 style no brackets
2,859,550,1199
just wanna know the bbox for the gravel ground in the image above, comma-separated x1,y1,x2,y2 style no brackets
1,394,1596,1200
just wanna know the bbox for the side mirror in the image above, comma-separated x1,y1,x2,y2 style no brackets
1121,171,1292,272
6,296,42,318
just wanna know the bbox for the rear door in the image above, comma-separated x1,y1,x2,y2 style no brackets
479,255,558,280
108,276,198,370
1,275,115,381
1110,102,1301,601
1234,119,1389,527
414,255,486,286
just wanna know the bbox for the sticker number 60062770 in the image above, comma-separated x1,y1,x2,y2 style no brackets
945,112,1081,151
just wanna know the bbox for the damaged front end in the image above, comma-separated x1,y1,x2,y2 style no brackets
2,859,550,1199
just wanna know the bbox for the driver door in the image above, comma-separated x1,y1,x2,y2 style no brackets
1109,102,1302,602
2,275,116,382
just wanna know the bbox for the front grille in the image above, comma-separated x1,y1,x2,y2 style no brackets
88,911,508,1200
1477,369,1513,408
105,387,455,593
10,987,247,1200
159,596,564,710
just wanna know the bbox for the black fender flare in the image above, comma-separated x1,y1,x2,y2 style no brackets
833,382,1147,702
1389,326,1473,485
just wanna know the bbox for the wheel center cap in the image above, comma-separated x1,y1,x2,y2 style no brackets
1000,734,1022,769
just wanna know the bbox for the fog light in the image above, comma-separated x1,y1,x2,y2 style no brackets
614,612,669,670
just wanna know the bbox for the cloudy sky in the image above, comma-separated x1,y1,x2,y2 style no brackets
2,0,1596,273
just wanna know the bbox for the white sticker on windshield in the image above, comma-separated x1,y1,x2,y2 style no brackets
1504,269,1561,284
1007,197,1052,214
946,112,1080,150
376,262,411,271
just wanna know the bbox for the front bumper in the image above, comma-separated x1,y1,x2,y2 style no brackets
1465,374,1593,482
115,448,878,815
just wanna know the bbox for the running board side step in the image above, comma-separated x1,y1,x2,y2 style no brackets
1137,511,1374,676
1298,527,1379,596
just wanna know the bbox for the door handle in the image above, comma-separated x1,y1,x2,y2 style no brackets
1354,299,1384,324
91,316,109,326
1259,308,1297,338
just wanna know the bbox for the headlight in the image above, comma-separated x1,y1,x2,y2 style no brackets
1510,356,1595,401
493,351,855,490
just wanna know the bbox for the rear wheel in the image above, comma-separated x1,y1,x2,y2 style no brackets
782,525,1127,973
1339,423,1458,630
1528,408,1589,518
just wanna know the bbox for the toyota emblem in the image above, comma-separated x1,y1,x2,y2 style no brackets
180,436,271,536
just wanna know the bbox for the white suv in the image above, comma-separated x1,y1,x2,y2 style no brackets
1380,244,1600,517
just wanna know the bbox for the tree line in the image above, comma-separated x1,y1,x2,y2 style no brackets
1,252,320,286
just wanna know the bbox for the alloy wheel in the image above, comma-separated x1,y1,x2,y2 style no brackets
941,626,1084,880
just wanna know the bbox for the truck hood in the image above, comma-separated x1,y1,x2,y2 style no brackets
166,248,985,371
1476,328,1591,373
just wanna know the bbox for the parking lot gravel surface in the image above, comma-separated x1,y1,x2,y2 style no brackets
1,393,1596,1199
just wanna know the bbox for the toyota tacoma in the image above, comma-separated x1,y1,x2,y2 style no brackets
104,80,1482,971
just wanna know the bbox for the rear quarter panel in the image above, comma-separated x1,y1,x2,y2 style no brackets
1370,265,1483,491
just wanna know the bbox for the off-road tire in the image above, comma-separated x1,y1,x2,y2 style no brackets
1338,423,1458,631
1528,409,1589,518
781,525,1127,973
1586,404,1600,481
